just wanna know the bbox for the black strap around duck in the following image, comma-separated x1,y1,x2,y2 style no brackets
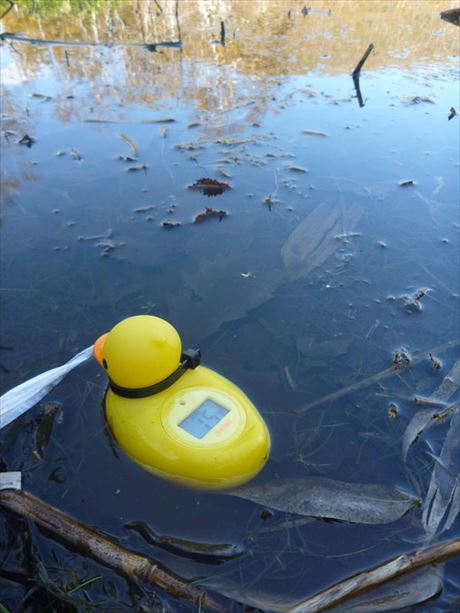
108,349,201,399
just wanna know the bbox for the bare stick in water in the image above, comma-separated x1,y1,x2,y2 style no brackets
287,538,460,613
352,43,374,76
0,489,224,612
298,339,460,413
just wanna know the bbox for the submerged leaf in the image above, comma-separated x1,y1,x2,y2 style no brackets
281,201,362,280
401,405,457,462
340,567,443,612
124,521,244,563
227,477,418,524
422,408,460,535
432,358,460,401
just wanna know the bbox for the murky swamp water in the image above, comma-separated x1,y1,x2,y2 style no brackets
0,1,459,611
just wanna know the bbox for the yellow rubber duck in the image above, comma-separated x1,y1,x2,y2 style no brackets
93,315,270,490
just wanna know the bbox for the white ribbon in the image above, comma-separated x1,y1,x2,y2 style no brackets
0,346,93,430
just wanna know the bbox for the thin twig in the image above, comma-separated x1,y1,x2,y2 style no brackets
297,339,460,413
376,391,450,408
352,43,374,76
287,538,460,613
0,489,224,612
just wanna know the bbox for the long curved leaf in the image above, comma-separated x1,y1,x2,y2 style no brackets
228,477,418,524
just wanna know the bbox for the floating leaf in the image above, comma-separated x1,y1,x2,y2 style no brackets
193,207,228,223
281,201,362,280
188,178,231,197
340,567,443,612
422,408,460,535
227,477,418,524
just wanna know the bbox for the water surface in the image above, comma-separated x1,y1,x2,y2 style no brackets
1,1,459,611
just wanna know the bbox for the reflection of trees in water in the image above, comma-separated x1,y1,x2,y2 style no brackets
0,89,41,213
1,0,458,143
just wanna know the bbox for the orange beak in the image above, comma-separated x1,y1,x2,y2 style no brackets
93,333,109,366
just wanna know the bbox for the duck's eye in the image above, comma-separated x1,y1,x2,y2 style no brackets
102,358,108,370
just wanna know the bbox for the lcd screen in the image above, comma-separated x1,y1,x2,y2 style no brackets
179,399,229,439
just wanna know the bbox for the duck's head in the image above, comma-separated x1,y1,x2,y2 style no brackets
93,315,182,391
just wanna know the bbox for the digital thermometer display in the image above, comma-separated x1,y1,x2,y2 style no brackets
178,399,229,439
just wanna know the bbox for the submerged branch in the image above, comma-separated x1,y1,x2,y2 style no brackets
0,32,181,51
287,538,460,613
0,489,224,612
298,339,460,413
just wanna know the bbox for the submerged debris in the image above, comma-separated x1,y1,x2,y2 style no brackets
403,96,435,105
70,148,82,161
78,230,113,242
127,164,148,173
31,93,52,102
162,220,181,229
18,134,35,147
193,207,229,223
188,178,231,197
288,165,308,174
174,140,205,151
302,129,328,137
393,350,411,369
120,133,138,155
96,240,125,255
400,288,428,313
429,353,442,370
117,155,138,162
133,206,155,213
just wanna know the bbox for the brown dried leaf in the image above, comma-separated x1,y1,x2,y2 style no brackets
193,208,229,224
188,178,232,197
